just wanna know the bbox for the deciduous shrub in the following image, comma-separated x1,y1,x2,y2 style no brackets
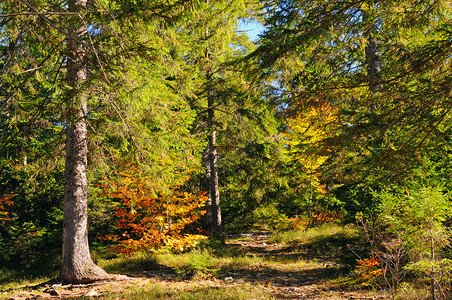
100,170,207,255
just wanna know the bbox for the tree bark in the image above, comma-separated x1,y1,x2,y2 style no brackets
363,11,381,94
203,1,223,237
365,36,381,93
207,94,223,236
202,148,214,229
60,0,108,283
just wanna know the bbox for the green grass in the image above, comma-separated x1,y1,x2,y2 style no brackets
270,223,367,267
0,268,53,291
157,248,221,277
98,223,362,281
98,281,274,300
1,223,372,299
0,258,59,292
270,223,358,244
98,251,159,274
97,248,223,279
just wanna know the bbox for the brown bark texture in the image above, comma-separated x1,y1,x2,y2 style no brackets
365,36,381,93
203,148,214,229
207,92,223,235
203,14,223,236
60,0,108,283
363,11,381,94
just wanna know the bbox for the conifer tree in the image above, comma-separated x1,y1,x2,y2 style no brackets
181,0,263,235
0,0,204,282
253,0,452,186
59,0,108,283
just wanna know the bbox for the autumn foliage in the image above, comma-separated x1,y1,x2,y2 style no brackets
0,194,14,221
355,255,385,286
100,170,207,255
282,103,339,197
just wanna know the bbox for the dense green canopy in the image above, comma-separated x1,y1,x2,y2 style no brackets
0,0,451,290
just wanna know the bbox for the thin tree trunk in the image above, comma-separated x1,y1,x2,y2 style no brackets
365,36,381,93
204,0,223,237
60,0,107,283
202,148,213,229
363,11,381,94
207,99,222,235
430,220,436,300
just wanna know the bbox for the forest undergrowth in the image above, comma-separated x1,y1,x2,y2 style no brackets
0,223,395,300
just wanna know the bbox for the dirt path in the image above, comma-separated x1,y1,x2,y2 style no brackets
223,232,384,300
4,233,385,299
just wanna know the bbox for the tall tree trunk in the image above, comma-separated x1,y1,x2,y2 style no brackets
365,36,381,94
207,94,222,236
363,11,381,94
202,148,214,229
60,0,108,283
203,0,223,237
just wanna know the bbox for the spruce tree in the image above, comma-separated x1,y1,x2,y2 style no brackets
181,0,263,235
0,0,204,282
253,0,452,186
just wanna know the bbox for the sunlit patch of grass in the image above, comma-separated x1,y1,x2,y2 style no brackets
108,243,317,280
156,248,221,277
99,248,226,278
264,257,324,272
395,282,431,300
96,224,363,285
98,251,159,274
0,268,52,300
270,223,366,268
217,254,260,269
269,229,307,245
270,223,358,245
0,266,57,291
99,280,274,300
0,274,51,291
1,224,377,299
198,236,247,258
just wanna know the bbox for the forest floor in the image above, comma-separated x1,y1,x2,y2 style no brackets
2,225,388,299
